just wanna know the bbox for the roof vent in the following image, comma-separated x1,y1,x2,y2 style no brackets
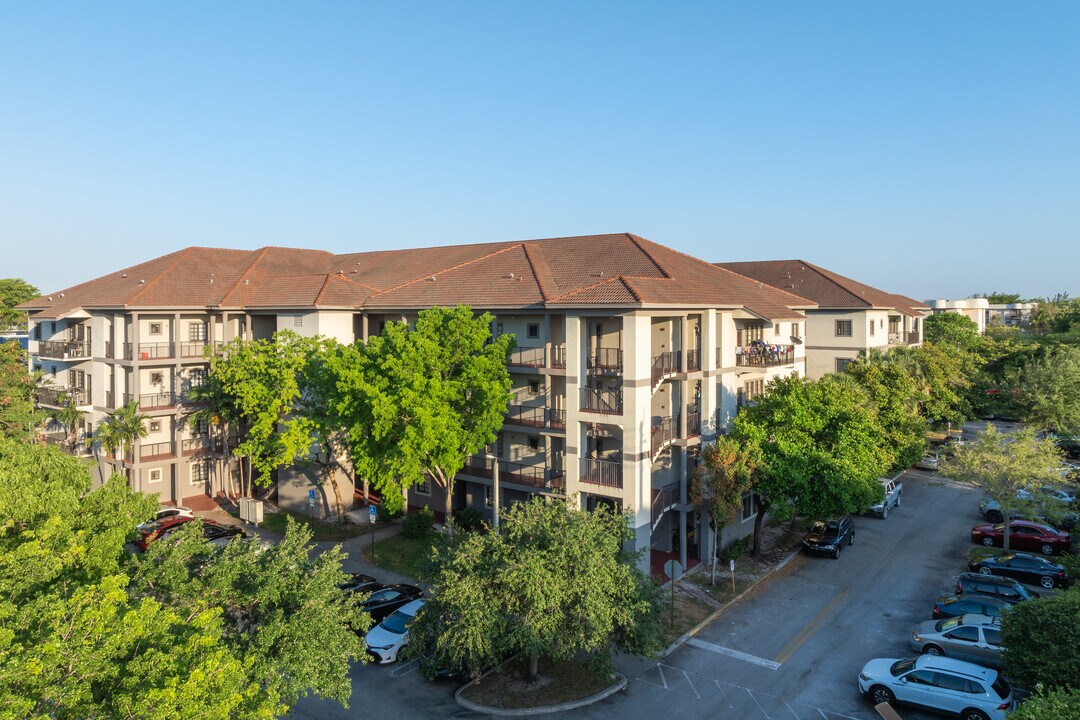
429,276,436,281
245,279,250,285
338,269,344,274
58,293,64,298
209,278,214,284
783,272,791,279
138,279,146,284
47,296,52,301
508,272,515,279
121,273,127,278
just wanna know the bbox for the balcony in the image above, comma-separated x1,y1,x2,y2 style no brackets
580,388,623,415
889,331,920,346
651,416,679,459
140,441,176,461
651,481,681,531
549,408,566,431
460,455,565,492
735,344,795,368
686,349,701,372
550,344,566,369
586,347,622,373
179,341,219,358
37,386,88,407
139,391,175,410
651,351,680,387
686,409,702,438
136,342,174,361
580,457,623,488
504,404,566,432
38,340,90,360
181,434,238,456
508,346,546,368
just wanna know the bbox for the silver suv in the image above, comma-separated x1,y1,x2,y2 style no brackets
857,655,1015,720
910,614,1003,669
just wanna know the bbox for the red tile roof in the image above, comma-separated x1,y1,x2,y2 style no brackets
19,234,815,320
717,260,928,317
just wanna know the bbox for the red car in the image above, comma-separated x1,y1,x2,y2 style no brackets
970,519,1071,556
136,515,196,550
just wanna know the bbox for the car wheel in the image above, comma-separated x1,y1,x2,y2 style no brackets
882,506,888,519
1040,576,1055,589
895,494,900,508
978,566,992,575
1041,543,1055,555
982,537,994,547
833,545,841,559
849,531,855,546
961,709,990,720
868,685,895,706
923,644,943,656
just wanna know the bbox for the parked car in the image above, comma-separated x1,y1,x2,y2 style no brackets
868,477,902,519
203,520,248,546
802,516,855,558
910,614,1004,669
954,573,1042,604
1055,435,1080,460
364,598,424,664
915,454,940,471
970,519,1071,555
340,573,379,593
358,584,424,624
967,552,1069,589
977,497,1077,529
137,506,194,531
932,594,1013,620
136,515,196,550
857,655,1015,719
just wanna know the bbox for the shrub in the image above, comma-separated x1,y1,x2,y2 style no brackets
376,502,402,522
452,507,485,533
402,506,435,539
719,537,750,563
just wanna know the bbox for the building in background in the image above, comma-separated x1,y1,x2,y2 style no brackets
717,260,927,380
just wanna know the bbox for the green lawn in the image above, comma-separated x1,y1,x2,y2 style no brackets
458,656,619,709
256,507,372,542
364,533,439,580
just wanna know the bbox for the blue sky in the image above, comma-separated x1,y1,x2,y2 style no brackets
2,1,1077,300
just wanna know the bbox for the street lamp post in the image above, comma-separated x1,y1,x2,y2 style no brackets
486,453,500,531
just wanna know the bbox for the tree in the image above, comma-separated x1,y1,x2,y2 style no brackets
1000,587,1080,691
48,391,86,451
184,356,243,496
331,306,514,526
977,292,1021,305
1019,345,1080,435
0,278,39,332
939,425,1062,551
909,343,973,426
95,400,149,474
0,437,367,719
0,340,46,440
295,337,352,520
731,374,891,556
408,496,663,681
1009,685,1080,720
924,312,982,351
845,350,928,470
691,434,761,583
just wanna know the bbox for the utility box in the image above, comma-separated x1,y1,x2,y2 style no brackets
239,498,265,525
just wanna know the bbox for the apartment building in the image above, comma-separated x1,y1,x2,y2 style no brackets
19,234,814,568
718,260,928,380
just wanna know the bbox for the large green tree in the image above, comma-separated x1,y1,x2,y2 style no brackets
732,374,891,555
0,278,39,332
409,496,663,680
95,400,149,476
691,434,761,582
1009,686,1080,720
0,437,366,720
845,351,927,470
924,312,982,351
940,425,1062,551
1000,586,1080,691
48,392,86,451
1018,345,1080,435
0,341,46,440
331,306,514,525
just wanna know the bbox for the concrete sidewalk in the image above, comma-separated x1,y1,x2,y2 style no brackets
317,522,416,585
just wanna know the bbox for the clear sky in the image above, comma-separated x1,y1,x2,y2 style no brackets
2,1,1077,301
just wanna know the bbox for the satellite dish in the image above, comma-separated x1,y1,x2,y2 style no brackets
790,336,803,345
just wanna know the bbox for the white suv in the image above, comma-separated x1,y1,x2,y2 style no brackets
857,655,1015,720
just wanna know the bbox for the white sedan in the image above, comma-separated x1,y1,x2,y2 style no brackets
364,599,424,664
136,506,194,531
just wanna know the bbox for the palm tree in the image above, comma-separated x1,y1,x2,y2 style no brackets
184,378,242,497
96,401,149,482
49,392,86,451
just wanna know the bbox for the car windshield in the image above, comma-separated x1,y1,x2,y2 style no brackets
810,521,838,536
889,658,917,677
380,609,411,635
935,617,962,632
991,674,1011,699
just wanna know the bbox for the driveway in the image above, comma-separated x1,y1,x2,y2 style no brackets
292,471,986,719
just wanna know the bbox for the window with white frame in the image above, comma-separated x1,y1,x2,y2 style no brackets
869,319,875,336
189,368,207,388
292,315,303,327
528,436,540,451
191,462,207,484
774,323,782,336
792,322,801,339
189,322,207,341
195,418,209,435
741,493,756,522
414,478,431,495
147,468,163,484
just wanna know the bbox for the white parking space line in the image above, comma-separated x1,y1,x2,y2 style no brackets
687,638,781,670
747,687,771,718
784,700,801,719
388,659,418,677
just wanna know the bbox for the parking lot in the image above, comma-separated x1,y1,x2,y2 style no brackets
293,470,989,719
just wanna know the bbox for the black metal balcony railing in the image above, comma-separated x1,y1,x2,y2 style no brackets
137,342,174,360
586,347,623,373
889,331,920,345
580,457,623,488
651,481,681,529
686,349,701,372
460,455,565,492
550,344,566,369
651,351,680,386
140,441,176,460
505,404,547,428
735,344,795,368
139,391,175,410
686,409,702,438
104,340,114,358
549,408,566,431
508,346,546,368
651,416,679,458
181,434,239,456
37,386,88,407
122,343,133,360
580,387,623,415
38,340,90,360
179,341,219,358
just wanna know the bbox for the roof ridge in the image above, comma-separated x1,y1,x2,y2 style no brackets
709,262,819,307
620,276,642,303
313,274,335,306
521,242,557,300
548,275,630,303
127,247,196,305
219,247,271,305
366,244,528,299
625,233,671,279
797,260,877,307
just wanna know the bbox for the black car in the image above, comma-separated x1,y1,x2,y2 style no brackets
801,516,855,559
359,584,424,624
203,520,247,544
340,573,379,593
955,573,1042,604
932,593,1014,620
967,552,1069,589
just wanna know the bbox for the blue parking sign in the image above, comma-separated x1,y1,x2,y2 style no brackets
369,505,377,524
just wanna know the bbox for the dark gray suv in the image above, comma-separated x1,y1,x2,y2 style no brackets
802,516,855,559
954,573,1041,604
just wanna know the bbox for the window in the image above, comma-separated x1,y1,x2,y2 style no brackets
984,628,1002,646
792,322,801,339
740,379,764,407
497,433,504,457
485,485,494,507
190,368,207,388
191,462,207,484
149,322,162,335
527,323,540,339
414,478,431,495
835,320,852,337
149,420,161,432
741,493,756,522
293,315,303,327
150,371,164,385
868,320,875,337
933,673,971,693
945,626,979,643
528,437,540,451
195,418,209,435
738,322,764,345
528,379,541,394
189,322,207,341
835,358,854,373
147,468,162,484
906,670,935,686
774,323,781,336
